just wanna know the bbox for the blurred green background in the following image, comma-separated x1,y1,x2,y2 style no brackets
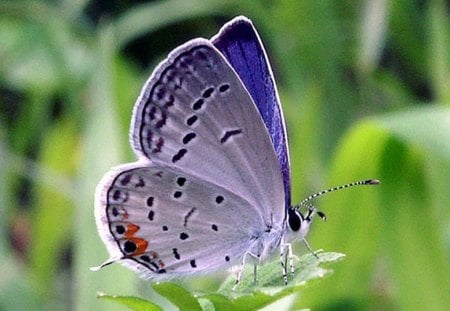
1,0,449,310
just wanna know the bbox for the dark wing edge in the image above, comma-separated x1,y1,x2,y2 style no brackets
93,161,150,273
211,16,291,208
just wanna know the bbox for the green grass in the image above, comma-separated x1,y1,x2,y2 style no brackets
1,0,449,310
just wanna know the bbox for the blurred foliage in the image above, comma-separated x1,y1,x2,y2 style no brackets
0,0,449,310
100,252,345,310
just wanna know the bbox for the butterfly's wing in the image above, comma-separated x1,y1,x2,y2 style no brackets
212,16,291,209
130,40,283,222
95,38,285,278
95,164,260,278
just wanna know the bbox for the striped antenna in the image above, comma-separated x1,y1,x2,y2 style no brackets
294,179,380,210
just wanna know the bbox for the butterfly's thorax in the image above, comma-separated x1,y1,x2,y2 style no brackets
244,213,287,262
245,220,285,263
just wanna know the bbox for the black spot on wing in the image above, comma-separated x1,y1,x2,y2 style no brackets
111,207,119,217
182,132,196,144
173,248,180,260
124,241,136,253
186,115,198,126
219,84,230,93
190,259,197,268
215,195,224,204
173,191,182,199
172,149,187,163
148,210,154,221
135,177,145,188
146,196,154,207
119,174,131,186
202,87,215,98
220,129,242,143
192,98,204,110
176,177,186,186
110,189,129,203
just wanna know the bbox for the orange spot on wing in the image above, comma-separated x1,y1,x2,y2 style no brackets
125,223,139,238
130,237,148,256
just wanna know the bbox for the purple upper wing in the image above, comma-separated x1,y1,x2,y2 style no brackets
212,16,291,209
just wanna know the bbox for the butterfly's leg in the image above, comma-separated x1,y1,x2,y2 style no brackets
253,264,258,284
302,238,319,259
280,243,289,284
233,258,245,290
287,243,295,276
233,251,258,290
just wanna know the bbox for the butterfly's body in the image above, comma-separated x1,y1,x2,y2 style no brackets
94,16,377,284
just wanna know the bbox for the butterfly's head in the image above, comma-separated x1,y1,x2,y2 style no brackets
287,205,326,239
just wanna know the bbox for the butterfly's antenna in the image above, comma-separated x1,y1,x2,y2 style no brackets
293,179,379,215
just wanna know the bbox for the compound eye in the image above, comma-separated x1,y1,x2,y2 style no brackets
288,208,302,232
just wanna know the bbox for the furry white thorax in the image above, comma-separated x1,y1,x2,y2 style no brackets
284,212,313,244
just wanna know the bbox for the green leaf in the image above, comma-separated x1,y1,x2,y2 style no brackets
378,136,450,310
97,252,344,311
212,252,344,310
297,113,450,309
218,251,344,296
377,106,450,160
200,294,234,311
152,282,202,311
98,293,162,311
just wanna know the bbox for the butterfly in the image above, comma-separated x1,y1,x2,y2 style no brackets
93,16,378,286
